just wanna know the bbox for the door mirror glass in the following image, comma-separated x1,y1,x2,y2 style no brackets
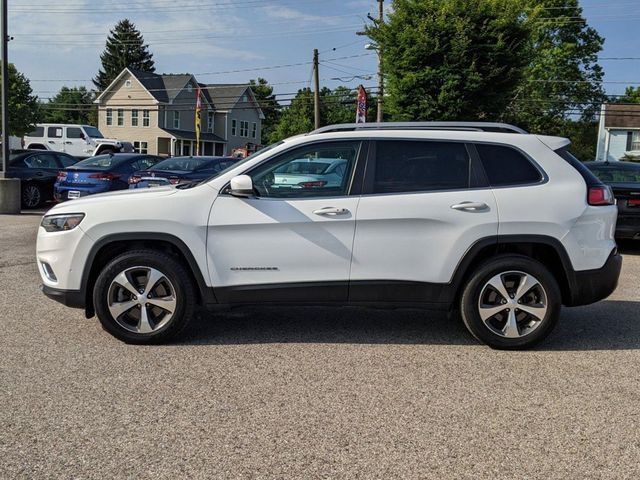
229,175,253,197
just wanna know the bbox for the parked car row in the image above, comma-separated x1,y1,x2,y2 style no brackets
4,151,238,208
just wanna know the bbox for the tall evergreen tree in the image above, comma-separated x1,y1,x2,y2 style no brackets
93,19,155,91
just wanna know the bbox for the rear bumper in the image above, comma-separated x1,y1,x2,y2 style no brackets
41,284,85,309
565,249,622,307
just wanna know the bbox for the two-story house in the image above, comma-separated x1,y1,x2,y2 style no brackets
95,68,264,157
596,103,640,161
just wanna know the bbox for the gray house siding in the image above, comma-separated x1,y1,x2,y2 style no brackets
226,95,262,152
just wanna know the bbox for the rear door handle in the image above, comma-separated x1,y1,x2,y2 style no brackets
451,202,488,211
313,207,350,216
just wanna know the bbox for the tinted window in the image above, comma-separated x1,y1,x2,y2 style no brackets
47,127,63,138
25,153,59,169
587,165,640,183
66,127,84,139
373,141,470,194
152,157,215,171
57,154,77,168
476,144,542,186
131,157,160,171
28,127,44,137
249,141,360,198
73,155,128,170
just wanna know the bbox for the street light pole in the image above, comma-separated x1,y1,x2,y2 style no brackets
1,0,8,178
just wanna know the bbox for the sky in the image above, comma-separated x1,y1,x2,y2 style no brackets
6,0,640,105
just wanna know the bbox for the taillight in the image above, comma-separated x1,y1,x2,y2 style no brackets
588,186,615,206
89,172,118,181
128,175,141,185
628,198,640,207
56,171,67,181
298,180,327,188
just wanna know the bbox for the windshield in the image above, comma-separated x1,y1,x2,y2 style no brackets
71,154,127,170
152,157,214,171
83,126,104,139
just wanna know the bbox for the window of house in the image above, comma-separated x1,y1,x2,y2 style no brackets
47,127,63,138
207,111,214,133
106,109,113,126
251,122,257,139
632,131,640,151
117,109,124,126
373,140,470,194
248,141,360,198
131,109,139,127
240,120,249,137
133,141,148,154
173,111,180,129
476,143,542,186
231,119,237,136
143,110,150,127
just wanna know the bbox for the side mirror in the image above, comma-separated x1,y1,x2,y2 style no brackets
229,174,253,197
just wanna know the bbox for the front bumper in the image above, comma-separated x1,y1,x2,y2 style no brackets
565,249,622,307
41,284,85,309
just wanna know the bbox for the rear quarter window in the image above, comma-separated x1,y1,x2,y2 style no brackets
476,144,542,186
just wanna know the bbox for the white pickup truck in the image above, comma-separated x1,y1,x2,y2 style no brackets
24,124,133,158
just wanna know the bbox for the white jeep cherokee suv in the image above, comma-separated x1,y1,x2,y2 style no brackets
36,122,622,349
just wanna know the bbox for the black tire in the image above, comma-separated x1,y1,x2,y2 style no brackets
460,255,561,350
22,182,43,209
93,250,196,344
98,147,116,155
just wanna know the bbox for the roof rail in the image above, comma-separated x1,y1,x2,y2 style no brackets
310,122,528,135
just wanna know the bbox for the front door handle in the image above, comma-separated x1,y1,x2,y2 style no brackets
451,202,488,211
313,207,350,216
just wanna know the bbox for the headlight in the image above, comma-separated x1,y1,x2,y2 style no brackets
41,214,85,232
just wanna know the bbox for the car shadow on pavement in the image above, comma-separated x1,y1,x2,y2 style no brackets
177,300,640,351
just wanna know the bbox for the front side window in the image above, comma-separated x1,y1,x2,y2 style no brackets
131,109,139,127
106,109,113,126
373,140,470,194
143,110,150,127
248,141,360,198
173,111,180,129
66,127,83,139
117,109,124,126
133,141,148,154
476,143,542,186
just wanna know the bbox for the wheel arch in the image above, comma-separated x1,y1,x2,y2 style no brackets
451,235,575,306
81,233,214,318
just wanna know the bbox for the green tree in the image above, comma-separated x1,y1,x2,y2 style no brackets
93,19,155,91
269,88,315,142
505,0,606,133
249,78,280,144
615,86,640,104
324,85,377,124
364,0,530,121
0,63,39,137
42,86,97,125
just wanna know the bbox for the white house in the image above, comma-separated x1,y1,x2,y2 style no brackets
596,103,640,161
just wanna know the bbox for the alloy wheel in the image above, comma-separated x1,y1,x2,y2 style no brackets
23,185,41,208
477,270,548,339
107,266,177,334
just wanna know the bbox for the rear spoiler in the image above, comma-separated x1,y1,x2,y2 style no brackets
536,135,571,151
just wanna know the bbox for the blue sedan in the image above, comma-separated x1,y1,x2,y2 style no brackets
55,153,163,201
128,156,239,188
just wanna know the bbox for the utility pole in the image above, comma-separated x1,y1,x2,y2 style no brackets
376,0,384,123
1,0,8,178
313,48,320,130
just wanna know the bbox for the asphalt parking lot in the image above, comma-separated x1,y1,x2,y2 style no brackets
1,213,640,479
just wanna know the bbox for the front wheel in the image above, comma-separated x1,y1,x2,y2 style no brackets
93,250,196,344
460,255,561,350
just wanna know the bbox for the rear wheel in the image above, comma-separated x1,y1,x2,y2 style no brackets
460,255,561,350
93,250,196,344
22,183,43,208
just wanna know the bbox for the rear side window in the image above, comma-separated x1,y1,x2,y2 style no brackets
47,127,63,138
476,144,542,186
373,140,470,194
